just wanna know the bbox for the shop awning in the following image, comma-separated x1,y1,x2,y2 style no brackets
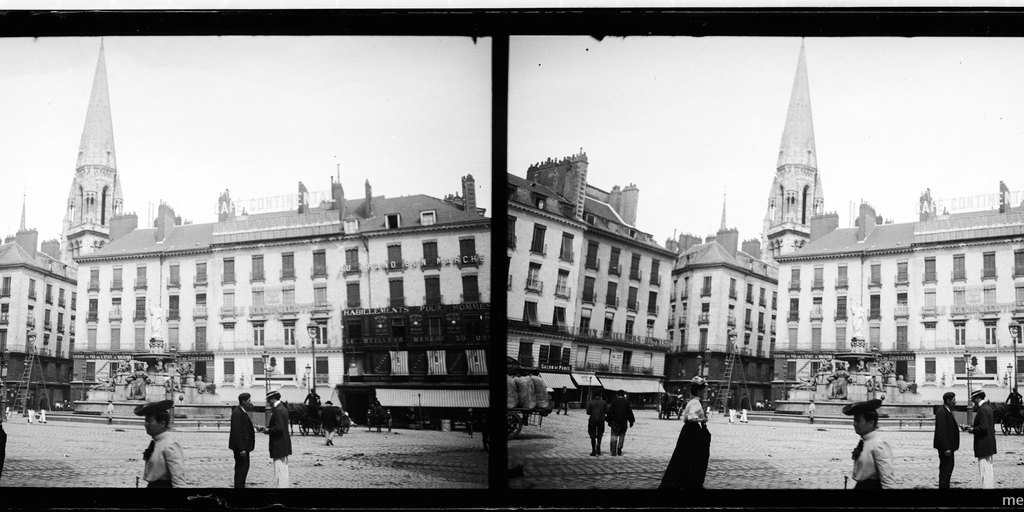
375,388,489,408
538,372,576,392
571,372,600,387
596,377,665,394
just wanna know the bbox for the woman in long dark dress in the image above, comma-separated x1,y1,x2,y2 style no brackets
659,376,711,489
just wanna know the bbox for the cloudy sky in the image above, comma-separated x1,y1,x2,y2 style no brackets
509,36,1024,249
0,36,491,243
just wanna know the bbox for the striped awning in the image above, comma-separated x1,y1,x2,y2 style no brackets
375,388,489,408
571,372,600,387
539,372,577,392
596,377,665,394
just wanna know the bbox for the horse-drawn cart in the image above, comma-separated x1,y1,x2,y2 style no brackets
506,407,551,439
287,403,324,436
506,357,554,439
658,394,684,420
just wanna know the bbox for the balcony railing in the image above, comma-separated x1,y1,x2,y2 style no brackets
789,282,800,291
525,279,544,294
193,305,208,318
835,278,848,289
629,268,642,282
88,281,100,292
585,257,600,271
134,279,148,290
194,274,208,287
921,306,938,316
951,271,967,282
700,287,711,297
530,243,547,256
727,314,736,326
581,292,595,304
109,307,122,321
895,273,909,285
698,313,710,325
868,278,882,288
894,304,910,318
627,300,638,312
729,289,737,300
57,323,64,333
107,278,123,292
311,266,328,279
385,260,404,273
167,277,181,289
809,307,823,320
758,322,766,333
835,311,848,321
982,268,997,280
744,319,753,330
647,305,659,316
608,263,621,276
788,312,799,321
27,291,36,301
219,306,241,317
650,274,661,286
280,268,296,280
43,320,51,331
222,273,236,285
87,312,98,322
250,271,265,283
345,263,362,275
424,294,443,306
559,250,575,263
812,279,824,291
134,309,146,320
168,309,180,320
554,285,571,299
869,309,881,320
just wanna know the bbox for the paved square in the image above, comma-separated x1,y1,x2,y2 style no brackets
508,408,1024,489
0,418,487,488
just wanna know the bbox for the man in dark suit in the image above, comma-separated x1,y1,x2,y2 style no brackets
262,390,292,488
607,389,636,456
933,392,959,489
966,389,996,488
228,392,255,488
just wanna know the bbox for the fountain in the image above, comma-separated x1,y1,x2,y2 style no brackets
73,304,232,420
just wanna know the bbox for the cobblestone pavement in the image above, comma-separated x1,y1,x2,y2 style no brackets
507,408,1024,489
0,420,487,488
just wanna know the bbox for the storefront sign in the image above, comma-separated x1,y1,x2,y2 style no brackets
341,254,485,275
343,303,490,317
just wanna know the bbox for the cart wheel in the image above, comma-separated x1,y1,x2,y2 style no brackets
506,412,523,439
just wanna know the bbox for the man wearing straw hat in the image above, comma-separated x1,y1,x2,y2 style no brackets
134,399,186,488
262,389,292,488
965,388,997,488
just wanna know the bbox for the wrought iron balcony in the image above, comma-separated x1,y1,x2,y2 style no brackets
109,307,122,321
809,307,823,321
167,277,181,289
629,268,642,282
698,313,710,325
280,268,296,280
605,296,620,308
194,274,208,287
894,304,910,318
424,294,443,306
250,271,265,283
608,263,621,276
585,257,600,271
134,279,147,290
345,263,362,275
812,279,824,291
87,312,98,322
530,243,547,257
835,278,848,289
895,273,909,285
88,281,100,292
193,305,208,318
554,285,571,299
311,266,329,279
525,279,544,294
647,304,659,316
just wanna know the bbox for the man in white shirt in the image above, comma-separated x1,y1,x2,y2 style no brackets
808,400,816,424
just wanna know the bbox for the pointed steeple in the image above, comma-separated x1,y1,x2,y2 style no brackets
76,40,117,170
720,190,727,231
19,192,26,231
776,40,816,170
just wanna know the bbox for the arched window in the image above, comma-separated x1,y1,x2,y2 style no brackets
101,186,110,225
801,185,810,224
76,186,84,223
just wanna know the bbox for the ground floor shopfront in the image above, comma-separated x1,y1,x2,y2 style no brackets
337,383,488,428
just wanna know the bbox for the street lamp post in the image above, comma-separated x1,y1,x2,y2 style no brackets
304,364,312,394
306,324,319,396
1011,324,1021,391
964,349,974,426
261,350,271,424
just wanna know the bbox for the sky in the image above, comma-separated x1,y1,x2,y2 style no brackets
0,36,491,243
509,36,1024,249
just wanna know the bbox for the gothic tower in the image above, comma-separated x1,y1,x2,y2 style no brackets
762,41,825,265
62,41,124,262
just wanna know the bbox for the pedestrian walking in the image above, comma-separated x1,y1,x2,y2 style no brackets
659,376,712,490
321,401,342,446
585,390,608,457
228,392,256,489
843,399,896,489
37,408,46,423
25,408,33,424
557,386,569,415
1006,387,1022,419
607,389,635,456
134,399,186,488
739,408,749,423
261,390,292,488
933,392,959,489
808,400,816,424
106,400,115,424
965,389,996,488
0,422,7,483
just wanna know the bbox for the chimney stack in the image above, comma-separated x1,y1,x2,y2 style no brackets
809,212,840,243
716,227,739,258
40,239,61,260
741,239,762,259
154,203,177,242
461,174,477,213
110,212,139,242
15,228,38,255
618,183,640,226
855,203,878,242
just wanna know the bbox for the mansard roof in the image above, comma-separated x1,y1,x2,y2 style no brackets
780,222,917,260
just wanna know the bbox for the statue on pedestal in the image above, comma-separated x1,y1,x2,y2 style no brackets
125,364,151,400
850,305,866,348
827,361,851,400
148,303,165,343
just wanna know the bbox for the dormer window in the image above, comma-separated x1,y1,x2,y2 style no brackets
420,210,436,226
386,214,401,229
534,195,547,210
343,218,359,233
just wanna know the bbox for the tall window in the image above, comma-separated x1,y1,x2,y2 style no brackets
837,265,848,287
45,284,53,304
789,298,799,321
253,322,265,346
314,285,327,305
790,267,800,289
462,275,480,303
312,250,327,277
530,224,547,254
836,296,847,320
953,289,966,306
424,276,441,305
523,301,539,325
195,326,207,351
924,257,936,282
282,288,295,305
0,276,9,297
223,291,235,308
650,259,660,285
110,326,120,351
281,253,295,279
168,295,179,318
283,320,296,346
195,262,207,283
925,290,936,308
526,263,542,293
813,267,824,288
346,282,360,308
629,253,641,280
421,241,439,268
345,248,360,272
389,279,405,307
605,281,618,306
953,254,966,281
984,286,996,304
897,261,908,283
251,255,264,281
387,244,403,269
925,358,936,382
168,326,179,351
135,326,146,351
582,276,596,303
983,252,996,279
222,257,235,283
985,321,998,345
168,264,180,286
627,286,639,312
1016,249,1024,277
746,283,754,304
729,278,737,299
252,290,265,307
701,276,712,297
555,270,570,299
896,325,908,351
954,321,966,346
585,241,600,269
869,295,881,319
870,264,881,286
558,233,573,262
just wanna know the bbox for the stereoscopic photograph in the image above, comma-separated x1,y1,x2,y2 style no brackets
506,35,1024,490
0,35,491,489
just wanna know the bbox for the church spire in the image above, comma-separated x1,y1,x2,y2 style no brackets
76,39,117,171
19,192,26,231
776,40,816,170
720,190,727,231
